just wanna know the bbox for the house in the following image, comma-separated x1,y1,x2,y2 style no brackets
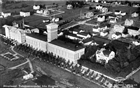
100,31,108,37
114,10,121,15
67,34,83,40
97,15,105,22
109,17,117,23
124,19,134,26
111,32,122,40
95,48,115,64
131,12,139,17
132,40,140,46
85,12,94,18
36,9,43,14
95,5,103,10
112,24,125,33
33,5,40,10
81,38,93,45
126,26,140,37
101,7,108,13
1,12,11,18
20,11,30,17
43,9,51,16
93,26,100,33
67,4,73,9
23,73,34,80
77,32,91,39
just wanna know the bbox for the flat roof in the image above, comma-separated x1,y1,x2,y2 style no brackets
26,33,47,42
24,15,50,30
50,37,84,51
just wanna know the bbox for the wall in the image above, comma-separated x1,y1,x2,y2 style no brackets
47,43,85,64
26,35,47,52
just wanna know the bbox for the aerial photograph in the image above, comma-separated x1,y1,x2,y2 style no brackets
0,0,140,88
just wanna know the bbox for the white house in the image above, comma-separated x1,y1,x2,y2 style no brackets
97,15,105,22
111,32,122,40
85,12,94,18
132,41,140,46
96,5,103,10
1,12,11,18
36,9,43,14
23,73,34,80
33,5,40,10
127,27,140,37
77,32,90,39
43,10,51,16
124,19,134,26
113,24,125,33
101,7,108,13
131,12,139,17
96,48,115,64
67,4,73,9
114,10,121,15
20,11,30,17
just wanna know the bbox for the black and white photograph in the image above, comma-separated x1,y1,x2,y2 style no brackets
0,0,140,88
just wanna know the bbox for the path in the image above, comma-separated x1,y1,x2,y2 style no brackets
8,46,34,73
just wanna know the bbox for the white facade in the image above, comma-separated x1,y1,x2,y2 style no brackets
113,24,125,33
47,23,58,42
128,29,140,36
124,19,134,26
3,25,25,43
47,43,85,64
97,16,105,22
20,11,30,17
96,48,115,64
33,5,40,10
1,12,11,18
26,35,47,52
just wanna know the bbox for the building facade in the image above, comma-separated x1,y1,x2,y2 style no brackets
47,42,85,64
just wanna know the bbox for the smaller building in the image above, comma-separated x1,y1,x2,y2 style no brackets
20,11,30,17
97,15,105,22
1,12,11,18
124,19,134,26
33,5,40,10
96,48,115,64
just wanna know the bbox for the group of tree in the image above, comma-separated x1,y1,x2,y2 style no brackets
66,0,86,8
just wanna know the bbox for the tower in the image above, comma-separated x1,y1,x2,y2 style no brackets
47,23,58,42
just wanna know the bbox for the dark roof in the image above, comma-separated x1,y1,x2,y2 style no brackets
50,38,84,51
26,33,47,42
126,26,139,31
82,38,93,43
103,49,111,56
77,32,89,36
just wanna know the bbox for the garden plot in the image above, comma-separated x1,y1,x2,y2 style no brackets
1,52,19,61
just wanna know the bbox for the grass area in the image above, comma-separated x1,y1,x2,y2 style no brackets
32,59,103,88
